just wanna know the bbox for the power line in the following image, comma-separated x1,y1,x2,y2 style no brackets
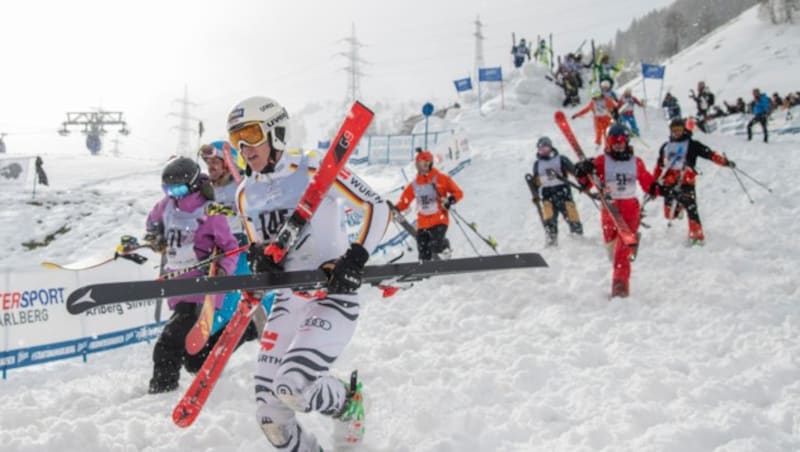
474,15,486,81
339,23,367,103
169,85,200,157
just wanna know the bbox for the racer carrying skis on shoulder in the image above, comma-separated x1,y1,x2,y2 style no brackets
229,96,390,451
394,149,464,261
199,141,246,244
530,136,583,247
199,141,273,331
511,37,530,69
145,157,248,394
574,124,660,298
652,118,736,246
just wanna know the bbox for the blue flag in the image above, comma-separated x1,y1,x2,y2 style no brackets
453,77,473,92
641,63,666,79
478,67,503,82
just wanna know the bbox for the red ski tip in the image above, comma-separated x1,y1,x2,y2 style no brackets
380,285,400,298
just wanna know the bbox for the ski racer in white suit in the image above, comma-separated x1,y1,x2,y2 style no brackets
228,96,390,452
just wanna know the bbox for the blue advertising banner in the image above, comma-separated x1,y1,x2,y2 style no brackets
453,77,473,92
642,63,666,79
478,67,503,82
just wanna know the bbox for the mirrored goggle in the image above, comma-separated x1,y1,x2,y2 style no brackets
229,122,268,149
200,144,224,160
670,125,685,133
163,184,190,198
537,144,552,152
608,135,627,146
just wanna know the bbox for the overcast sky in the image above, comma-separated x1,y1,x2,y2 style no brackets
0,0,675,155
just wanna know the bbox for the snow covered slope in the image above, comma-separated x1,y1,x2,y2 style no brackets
1,7,799,452
627,5,800,106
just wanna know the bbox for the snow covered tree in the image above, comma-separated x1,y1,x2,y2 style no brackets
610,0,760,64
761,0,799,23
662,10,686,56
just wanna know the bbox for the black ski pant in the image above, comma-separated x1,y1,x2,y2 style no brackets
417,224,450,261
663,184,707,240
151,301,258,389
663,184,701,222
541,185,583,240
747,114,768,142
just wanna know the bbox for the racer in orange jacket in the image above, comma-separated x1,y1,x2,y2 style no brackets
395,149,464,260
572,92,618,148
575,124,659,298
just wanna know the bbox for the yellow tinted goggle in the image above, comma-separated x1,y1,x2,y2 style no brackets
229,122,268,149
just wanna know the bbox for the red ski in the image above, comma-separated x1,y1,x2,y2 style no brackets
264,102,374,263
553,111,638,248
173,292,261,427
172,101,375,428
184,253,219,356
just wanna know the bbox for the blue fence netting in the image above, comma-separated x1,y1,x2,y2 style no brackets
342,130,454,165
1,322,163,378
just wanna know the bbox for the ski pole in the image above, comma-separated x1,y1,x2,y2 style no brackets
450,208,499,253
632,134,650,150
723,153,755,204
450,210,481,256
733,167,772,193
548,171,601,210
730,166,755,204
159,244,250,280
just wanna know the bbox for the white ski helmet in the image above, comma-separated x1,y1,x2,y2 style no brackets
226,96,289,151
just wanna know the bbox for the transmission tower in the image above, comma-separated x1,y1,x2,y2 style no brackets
473,15,486,77
339,23,367,103
169,85,200,157
110,137,121,157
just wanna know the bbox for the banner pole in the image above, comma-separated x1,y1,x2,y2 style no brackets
501,79,505,110
32,161,37,200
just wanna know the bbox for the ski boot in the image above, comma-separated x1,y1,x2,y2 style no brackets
611,280,629,298
148,378,178,394
333,370,366,445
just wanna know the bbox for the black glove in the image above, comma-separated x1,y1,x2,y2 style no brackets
443,195,457,210
320,243,369,294
143,232,166,253
247,243,283,274
648,182,661,197
571,114,578,120
726,159,736,169
574,159,595,178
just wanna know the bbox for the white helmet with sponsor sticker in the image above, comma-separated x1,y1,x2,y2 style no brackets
226,96,289,152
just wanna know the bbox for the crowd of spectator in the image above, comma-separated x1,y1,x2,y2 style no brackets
696,87,800,121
